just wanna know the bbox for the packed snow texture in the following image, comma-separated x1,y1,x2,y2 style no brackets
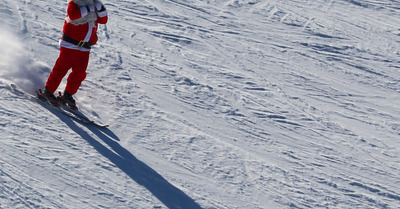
1,0,400,208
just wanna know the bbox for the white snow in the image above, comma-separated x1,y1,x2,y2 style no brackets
1,0,400,208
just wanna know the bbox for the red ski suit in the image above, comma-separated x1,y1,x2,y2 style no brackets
46,0,108,95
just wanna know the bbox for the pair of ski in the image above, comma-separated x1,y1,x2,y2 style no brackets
10,84,109,128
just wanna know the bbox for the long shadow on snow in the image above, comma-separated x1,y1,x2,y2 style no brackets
49,109,202,209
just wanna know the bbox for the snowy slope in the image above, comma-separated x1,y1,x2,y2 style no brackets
1,0,400,208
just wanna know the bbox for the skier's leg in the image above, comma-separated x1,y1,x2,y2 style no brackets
46,47,74,93
65,51,90,95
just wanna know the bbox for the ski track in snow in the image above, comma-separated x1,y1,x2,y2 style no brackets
1,0,400,208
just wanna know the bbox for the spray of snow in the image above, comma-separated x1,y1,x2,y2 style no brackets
0,28,50,93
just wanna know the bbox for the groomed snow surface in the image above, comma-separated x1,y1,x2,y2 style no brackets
1,0,400,208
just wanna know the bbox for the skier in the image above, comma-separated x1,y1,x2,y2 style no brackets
42,0,108,108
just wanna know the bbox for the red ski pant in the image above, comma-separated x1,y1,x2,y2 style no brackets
46,47,90,95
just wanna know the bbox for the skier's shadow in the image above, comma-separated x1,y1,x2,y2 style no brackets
53,112,203,209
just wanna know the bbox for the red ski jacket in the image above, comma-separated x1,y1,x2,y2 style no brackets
60,0,108,51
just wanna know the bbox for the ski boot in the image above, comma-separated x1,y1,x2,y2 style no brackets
40,86,59,107
58,91,77,110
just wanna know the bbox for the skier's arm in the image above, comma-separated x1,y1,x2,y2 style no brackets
95,1,108,24
67,2,94,21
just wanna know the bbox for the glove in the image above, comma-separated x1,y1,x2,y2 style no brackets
94,1,106,12
94,1,103,11
86,4,95,12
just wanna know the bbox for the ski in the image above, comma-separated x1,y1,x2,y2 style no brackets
10,84,109,128
59,103,109,128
